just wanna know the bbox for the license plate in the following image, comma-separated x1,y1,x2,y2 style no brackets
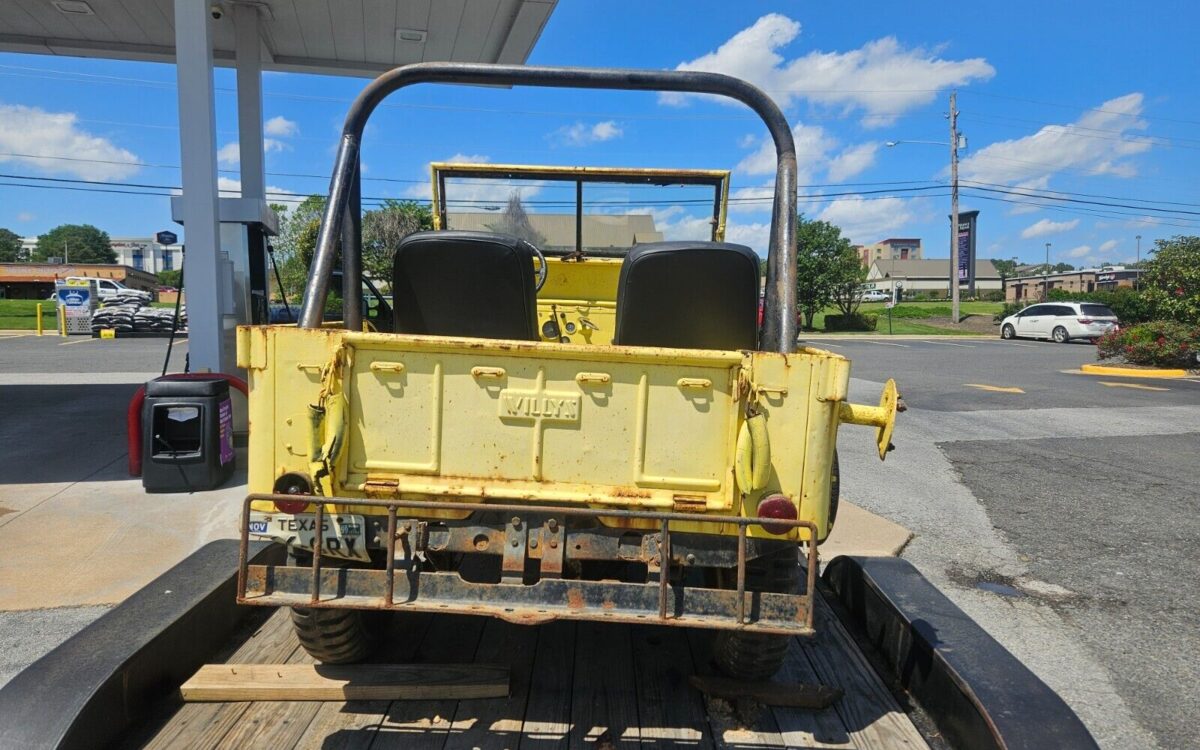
247,511,371,562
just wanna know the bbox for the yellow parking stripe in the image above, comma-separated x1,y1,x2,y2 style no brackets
1098,381,1169,392
964,383,1025,394
59,337,97,346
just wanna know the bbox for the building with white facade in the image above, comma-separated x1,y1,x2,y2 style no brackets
18,237,183,275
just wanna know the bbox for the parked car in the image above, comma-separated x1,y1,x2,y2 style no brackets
999,302,1119,343
860,289,890,302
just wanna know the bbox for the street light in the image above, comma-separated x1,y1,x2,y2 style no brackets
885,93,965,325
1135,234,1142,289
1043,242,1051,301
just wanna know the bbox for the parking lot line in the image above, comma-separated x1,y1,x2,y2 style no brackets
1099,381,1170,392
1004,342,1038,347
964,383,1025,393
922,340,975,347
58,337,98,346
863,340,910,348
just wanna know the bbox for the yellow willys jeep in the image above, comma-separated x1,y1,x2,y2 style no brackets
236,62,898,681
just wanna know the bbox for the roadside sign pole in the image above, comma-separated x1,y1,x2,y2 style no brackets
36,303,43,336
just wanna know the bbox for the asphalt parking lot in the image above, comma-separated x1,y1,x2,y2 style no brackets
822,335,1200,749
2,331,1198,748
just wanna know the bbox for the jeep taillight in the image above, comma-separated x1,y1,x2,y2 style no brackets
272,472,313,514
756,493,797,535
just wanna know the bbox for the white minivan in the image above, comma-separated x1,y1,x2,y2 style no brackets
999,301,1120,343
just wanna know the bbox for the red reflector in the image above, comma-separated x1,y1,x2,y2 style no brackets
274,497,310,514
272,473,313,514
756,494,797,535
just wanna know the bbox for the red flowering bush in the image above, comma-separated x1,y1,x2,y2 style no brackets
1096,320,1200,368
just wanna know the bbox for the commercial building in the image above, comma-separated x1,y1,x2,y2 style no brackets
857,238,923,266
18,237,184,274
863,258,1002,298
1005,267,1143,303
0,263,159,300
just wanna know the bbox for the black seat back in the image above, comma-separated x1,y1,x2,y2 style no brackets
614,241,760,350
392,230,539,340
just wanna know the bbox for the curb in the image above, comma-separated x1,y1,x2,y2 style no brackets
799,334,997,340
1079,363,1190,379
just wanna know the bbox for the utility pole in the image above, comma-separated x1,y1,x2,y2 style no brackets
1135,234,1142,289
949,90,960,324
63,241,69,264
1044,242,1051,301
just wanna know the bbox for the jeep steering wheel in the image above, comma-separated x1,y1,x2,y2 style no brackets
531,244,548,292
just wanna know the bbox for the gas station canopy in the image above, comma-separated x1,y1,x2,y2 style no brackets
1,0,557,376
0,0,556,77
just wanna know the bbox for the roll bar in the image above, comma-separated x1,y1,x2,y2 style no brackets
298,63,798,353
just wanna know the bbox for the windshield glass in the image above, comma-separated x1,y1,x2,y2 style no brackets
438,167,726,257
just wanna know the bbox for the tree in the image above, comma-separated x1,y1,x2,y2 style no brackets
992,258,1018,281
794,216,858,329
271,196,327,299
1052,262,1075,273
487,192,546,247
1140,235,1200,323
34,224,115,263
0,228,20,263
157,269,182,288
830,250,869,317
361,199,433,281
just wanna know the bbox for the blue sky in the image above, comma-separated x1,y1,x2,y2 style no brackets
1,1,1197,268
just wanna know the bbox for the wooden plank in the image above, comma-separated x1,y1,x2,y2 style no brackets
139,608,299,750
799,601,929,750
518,621,575,750
370,614,489,749
629,625,712,748
686,629,788,750
568,622,640,750
771,638,855,750
211,641,322,750
293,612,435,750
447,618,540,749
181,663,509,702
689,675,841,709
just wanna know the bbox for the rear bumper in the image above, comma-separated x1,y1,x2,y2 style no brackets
238,493,818,634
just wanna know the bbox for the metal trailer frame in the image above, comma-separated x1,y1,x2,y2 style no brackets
0,543,1099,750
296,62,798,352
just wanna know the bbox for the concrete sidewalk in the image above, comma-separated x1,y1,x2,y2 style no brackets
820,500,914,560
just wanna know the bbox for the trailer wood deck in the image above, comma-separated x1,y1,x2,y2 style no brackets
121,598,929,750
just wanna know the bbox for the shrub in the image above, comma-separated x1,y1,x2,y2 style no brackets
889,304,950,319
824,313,878,331
1096,320,1200,368
993,302,1028,322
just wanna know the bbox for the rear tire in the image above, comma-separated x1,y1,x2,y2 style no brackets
290,607,373,664
1052,326,1069,343
711,548,801,681
1001,324,1016,340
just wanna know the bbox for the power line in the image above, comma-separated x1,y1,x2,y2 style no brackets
959,90,1200,127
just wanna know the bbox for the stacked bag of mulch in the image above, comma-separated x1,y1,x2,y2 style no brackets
132,305,186,333
109,289,153,307
90,304,138,333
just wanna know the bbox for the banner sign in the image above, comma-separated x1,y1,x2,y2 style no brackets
951,210,979,290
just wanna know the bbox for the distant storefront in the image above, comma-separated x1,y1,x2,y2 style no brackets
1005,267,1142,303
0,263,159,300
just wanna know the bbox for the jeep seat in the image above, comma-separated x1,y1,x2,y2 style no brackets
392,230,540,340
614,241,760,350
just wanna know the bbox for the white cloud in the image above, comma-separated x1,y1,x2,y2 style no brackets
217,142,241,166
827,142,879,181
959,93,1151,188
816,196,914,244
661,14,994,126
264,116,299,137
1098,239,1119,254
738,123,836,180
644,205,715,242
551,120,624,146
403,154,543,210
725,220,770,254
0,103,139,180
1020,218,1079,239
737,133,758,148
16,211,34,222
1065,244,1092,258
728,184,776,214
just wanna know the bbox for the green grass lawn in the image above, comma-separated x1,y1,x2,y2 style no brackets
0,299,59,331
807,300,1004,335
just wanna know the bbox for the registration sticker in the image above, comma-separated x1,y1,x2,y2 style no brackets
247,511,371,562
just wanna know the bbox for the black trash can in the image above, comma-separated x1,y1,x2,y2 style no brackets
142,376,236,493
